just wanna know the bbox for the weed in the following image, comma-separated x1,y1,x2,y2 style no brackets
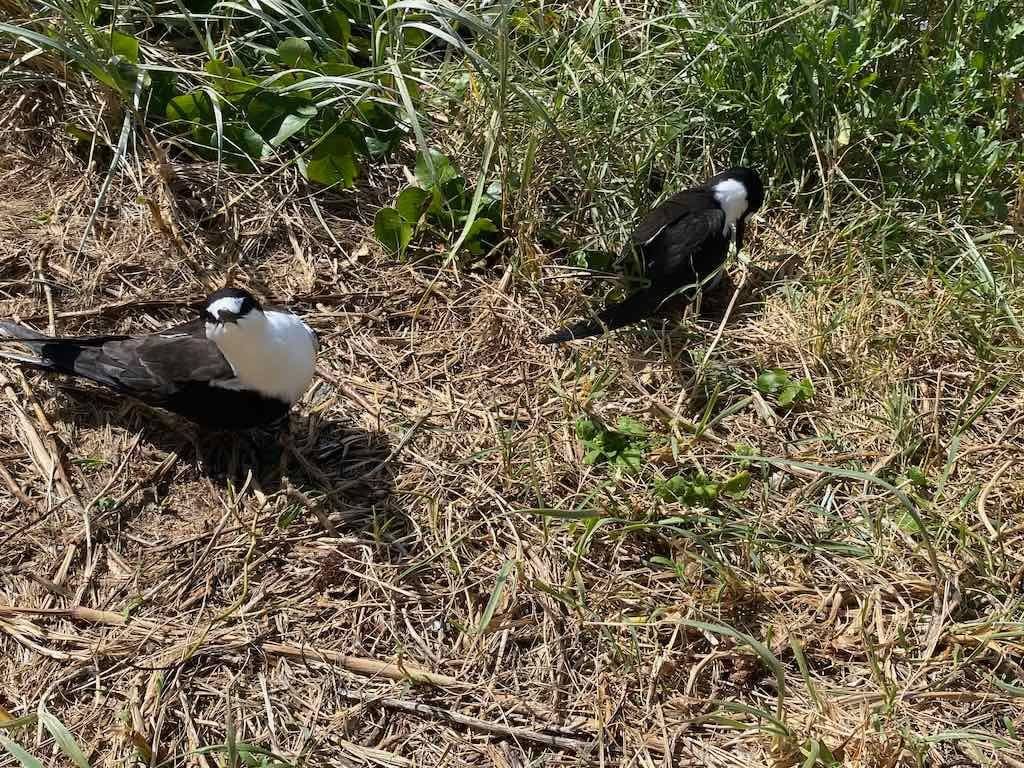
575,415,648,474
655,469,751,507
374,148,502,261
755,368,815,407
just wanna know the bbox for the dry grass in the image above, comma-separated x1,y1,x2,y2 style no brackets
1,83,1024,768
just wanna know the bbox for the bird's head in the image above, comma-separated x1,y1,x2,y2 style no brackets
201,287,264,331
708,166,764,252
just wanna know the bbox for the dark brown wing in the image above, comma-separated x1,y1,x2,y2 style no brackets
630,189,718,247
644,207,728,282
9,318,237,402
97,322,236,398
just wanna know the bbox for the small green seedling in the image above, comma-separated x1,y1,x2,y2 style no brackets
755,368,814,407
655,470,751,506
575,416,648,474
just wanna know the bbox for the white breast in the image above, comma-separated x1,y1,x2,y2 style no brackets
206,310,317,403
712,178,749,234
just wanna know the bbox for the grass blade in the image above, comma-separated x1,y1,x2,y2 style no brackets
475,559,514,635
0,736,44,768
37,702,89,768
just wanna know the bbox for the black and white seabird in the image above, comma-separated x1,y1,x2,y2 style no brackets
0,287,318,429
541,167,765,344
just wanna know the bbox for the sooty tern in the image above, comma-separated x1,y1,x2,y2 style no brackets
541,167,764,343
0,287,318,430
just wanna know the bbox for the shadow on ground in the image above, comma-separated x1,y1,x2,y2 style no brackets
42,385,402,539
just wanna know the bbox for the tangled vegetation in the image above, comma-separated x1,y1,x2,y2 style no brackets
1,0,1022,765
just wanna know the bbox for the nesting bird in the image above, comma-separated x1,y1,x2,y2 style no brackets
0,287,317,429
541,167,764,343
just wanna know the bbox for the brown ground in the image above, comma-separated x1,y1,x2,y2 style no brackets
1,90,1023,768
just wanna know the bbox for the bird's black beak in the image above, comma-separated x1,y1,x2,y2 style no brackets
735,218,746,252
217,310,240,325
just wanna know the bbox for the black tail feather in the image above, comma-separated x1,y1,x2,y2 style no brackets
0,322,112,386
0,321,48,341
540,289,675,344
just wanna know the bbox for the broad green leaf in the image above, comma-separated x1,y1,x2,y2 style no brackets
462,218,498,255
166,91,212,123
270,109,315,147
246,92,298,139
206,59,254,95
109,30,139,63
617,446,644,473
223,123,267,163
575,418,598,441
797,377,815,400
414,149,457,190
396,187,429,223
755,368,790,394
778,383,800,406
305,132,357,187
721,470,751,498
906,467,929,489
615,416,646,436
278,37,313,68
373,207,409,253
321,10,351,46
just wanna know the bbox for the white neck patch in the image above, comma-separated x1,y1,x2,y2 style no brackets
205,310,317,404
712,178,749,234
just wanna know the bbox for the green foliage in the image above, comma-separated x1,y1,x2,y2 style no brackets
374,150,502,259
575,416,648,473
684,0,1024,214
756,369,815,407
655,470,751,506
1,1,416,180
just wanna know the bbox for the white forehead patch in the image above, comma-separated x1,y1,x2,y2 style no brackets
713,178,749,233
207,296,245,317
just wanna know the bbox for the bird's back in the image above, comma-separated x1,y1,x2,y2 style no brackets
630,190,729,288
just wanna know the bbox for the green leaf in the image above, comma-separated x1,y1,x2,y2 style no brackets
38,703,89,768
396,187,429,223
305,132,357,187
778,383,800,406
373,207,410,253
224,123,267,163
797,377,815,401
166,91,212,123
575,418,598,441
278,37,314,68
270,108,315,147
475,560,514,634
615,416,646,437
617,445,644,473
720,470,751,498
906,467,929,489
109,30,138,63
755,368,790,395
321,10,351,46
462,218,498,255
206,59,254,95
415,149,457,190
0,735,44,768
